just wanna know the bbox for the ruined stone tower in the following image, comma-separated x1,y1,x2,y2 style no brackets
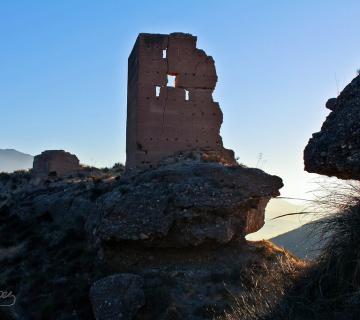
32,150,81,177
126,33,234,170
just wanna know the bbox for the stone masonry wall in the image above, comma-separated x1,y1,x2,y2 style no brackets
126,33,234,170
32,150,81,177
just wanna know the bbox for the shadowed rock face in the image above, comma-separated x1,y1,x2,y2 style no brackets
304,75,360,179
97,156,283,248
90,274,145,320
0,159,284,319
126,33,235,171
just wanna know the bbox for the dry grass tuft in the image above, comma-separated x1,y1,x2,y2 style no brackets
220,180,360,320
218,241,306,320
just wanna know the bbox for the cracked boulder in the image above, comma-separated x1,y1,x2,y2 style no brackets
96,157,283,247
304,74,360,179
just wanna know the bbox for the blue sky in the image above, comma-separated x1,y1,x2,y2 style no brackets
1,1,359,199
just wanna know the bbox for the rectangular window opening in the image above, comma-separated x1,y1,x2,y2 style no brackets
162,49,167,59
167,74,176,87
185,89,189,101
156,86,161,97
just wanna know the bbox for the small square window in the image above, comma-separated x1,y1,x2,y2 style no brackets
167,75,176,87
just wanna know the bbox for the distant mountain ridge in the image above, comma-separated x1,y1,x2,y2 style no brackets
248,199,324,259
271,222,323,260
247,199,308,240
0,149,34,173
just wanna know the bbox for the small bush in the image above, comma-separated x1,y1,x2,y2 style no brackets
112,162,125,172
0,172,11,183
269,181,360,320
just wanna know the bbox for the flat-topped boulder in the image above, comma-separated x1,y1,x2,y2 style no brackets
97,154,283,248
32,150,81,178
304,75,360,179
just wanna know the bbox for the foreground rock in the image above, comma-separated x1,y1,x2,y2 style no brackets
304,74,360,179
99,240,301,320
90,274,145,320
0,157,283,319
96,159,282,247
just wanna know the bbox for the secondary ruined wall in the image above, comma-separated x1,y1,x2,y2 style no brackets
33,150,81,177
126,32,234,170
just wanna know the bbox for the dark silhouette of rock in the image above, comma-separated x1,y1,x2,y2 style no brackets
90,274,145,320
32,150,81,178
304,75,360,179
0,165,287,320
126,33,235,171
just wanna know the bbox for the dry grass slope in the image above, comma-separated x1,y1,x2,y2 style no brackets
221,181,360,320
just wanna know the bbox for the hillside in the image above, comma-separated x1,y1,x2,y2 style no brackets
0,160,297,320
0,149,33,173
271,222,323,260
247,199,311,240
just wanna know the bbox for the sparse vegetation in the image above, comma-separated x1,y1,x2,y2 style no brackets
112,162,125,173
279,181,360,319
0,170,32,192
221,181,360,320
218,242,306,320
0,172,11,183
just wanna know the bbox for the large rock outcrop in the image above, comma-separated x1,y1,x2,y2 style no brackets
97,155,282,248
304,74,360,179
92,155,282,318
0,157,283,320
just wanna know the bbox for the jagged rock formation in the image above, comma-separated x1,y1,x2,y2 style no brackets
304,75,360,179
126,33,235,171
32,150,82,178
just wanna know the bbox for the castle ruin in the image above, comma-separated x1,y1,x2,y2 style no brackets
32,150,81,177
126,33,234,170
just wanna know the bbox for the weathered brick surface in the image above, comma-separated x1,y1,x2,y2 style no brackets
32,150,81,177
126,33,234,170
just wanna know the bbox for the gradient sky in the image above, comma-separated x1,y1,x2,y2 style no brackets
1,1,360,200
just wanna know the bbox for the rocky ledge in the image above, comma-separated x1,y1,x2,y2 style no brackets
304,74,360,179
97,159,282,248
0,156,283,319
